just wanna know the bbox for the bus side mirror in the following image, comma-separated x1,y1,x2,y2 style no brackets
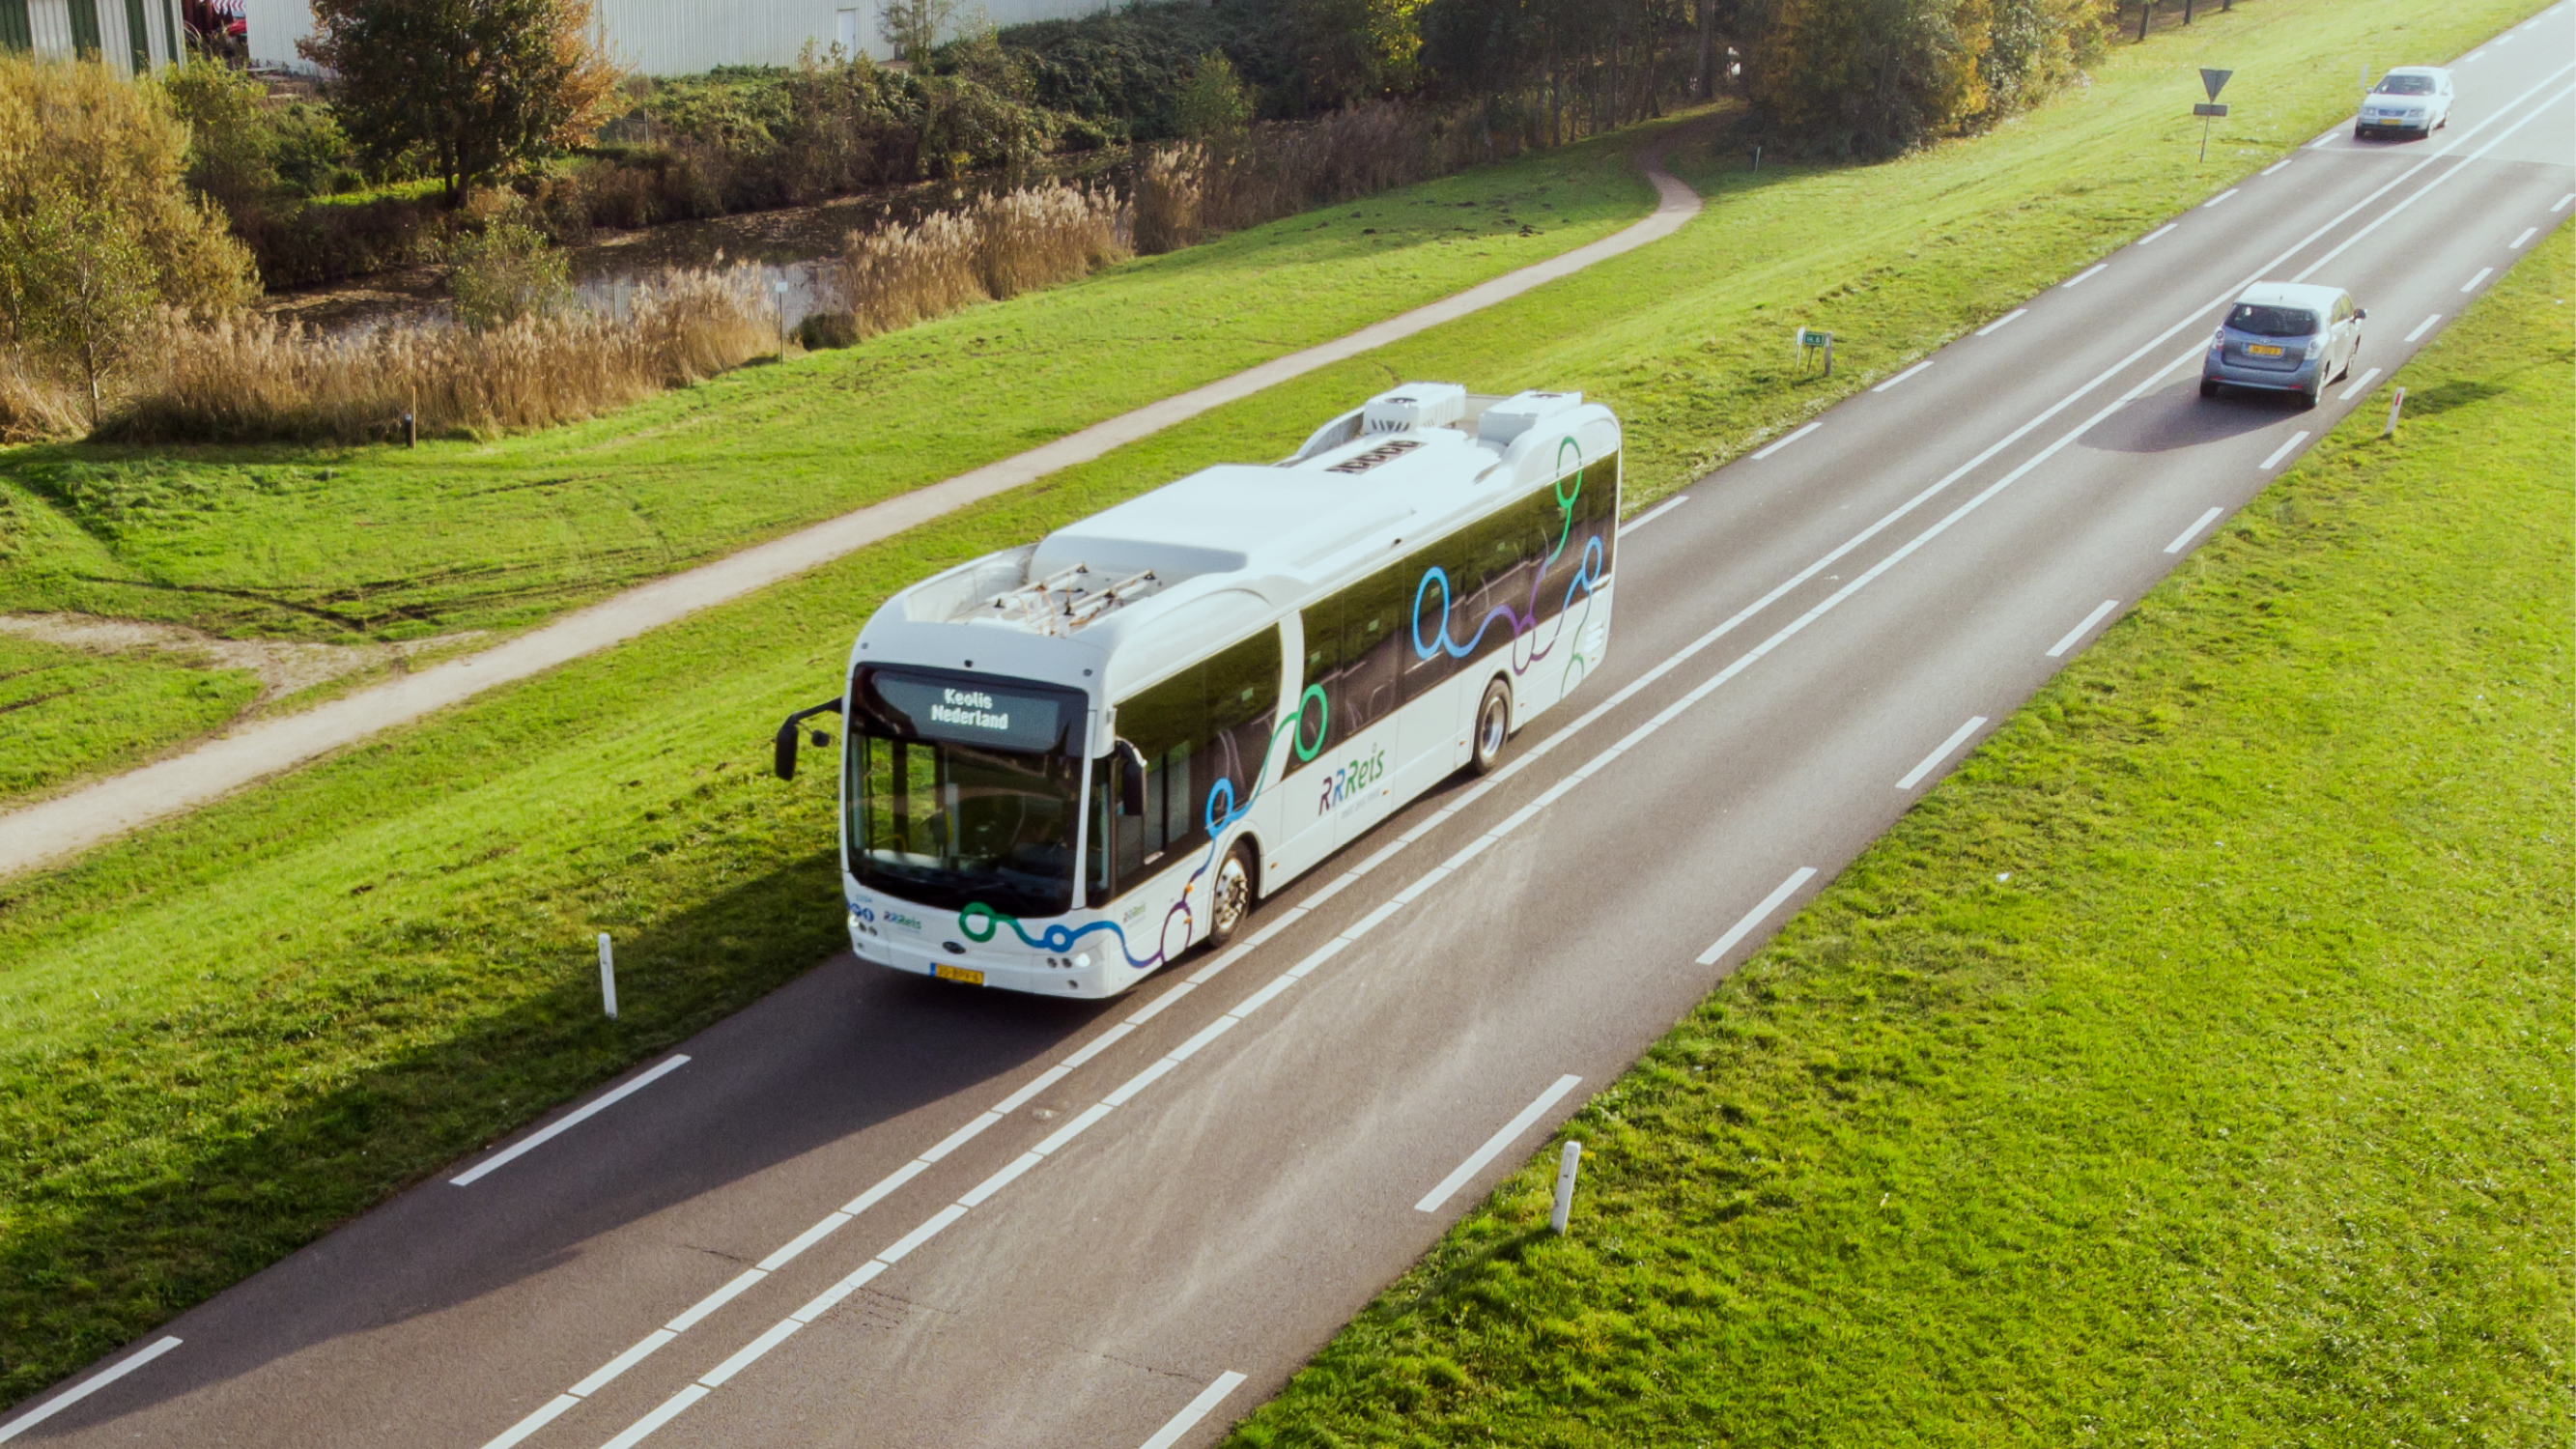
1116,740,1147,816
2354,307,2367,321
773,697,845,782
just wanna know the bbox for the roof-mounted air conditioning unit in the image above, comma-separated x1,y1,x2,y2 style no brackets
1362,382,1468,433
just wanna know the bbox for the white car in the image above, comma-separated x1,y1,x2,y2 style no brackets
2357,67,2453,140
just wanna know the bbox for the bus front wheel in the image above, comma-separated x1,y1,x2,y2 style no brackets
1469,678,1513,776
1208,841,1257,947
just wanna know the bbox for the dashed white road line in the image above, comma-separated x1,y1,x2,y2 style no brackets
1138,1372,1250,1449
1414,1074,1584,1212
2047,599,2121,659
2461,266,2495,293
0,1337,182,1445
1751,422,1822,461
2203,188,2241,210
2065,263,2110,288
1621,494,1690,535
2260,431,2312,471
451,1055,691,1187
2338,367,2384,402
2405,313,2442,343
1896,717,1988,791
1694,867,1819,967
1976,309,2027,336
1873,360,1935,392
2138,222,2180,244
2555,193,2574,213
2512,226,2540,248
2165,506,2227,555
2261,156,2297,176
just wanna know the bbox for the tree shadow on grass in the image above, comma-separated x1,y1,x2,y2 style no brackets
0,845,1115,1433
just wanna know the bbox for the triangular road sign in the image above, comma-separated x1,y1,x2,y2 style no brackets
2201,68,2234,100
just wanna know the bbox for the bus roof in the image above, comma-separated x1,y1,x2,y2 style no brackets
856,384,1622,702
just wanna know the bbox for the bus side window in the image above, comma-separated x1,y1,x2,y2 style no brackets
1205,625,1283,810
1336,563,1406,739
1295,597,1342,771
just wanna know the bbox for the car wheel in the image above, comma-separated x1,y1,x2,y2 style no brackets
1468,677,1513,776
1206,840,1257,947
2199,379,2220,399
2299,385,2320,411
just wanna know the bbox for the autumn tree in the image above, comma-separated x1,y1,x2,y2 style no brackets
300,0,622,206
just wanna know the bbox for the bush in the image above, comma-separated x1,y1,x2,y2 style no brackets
444,218,573,330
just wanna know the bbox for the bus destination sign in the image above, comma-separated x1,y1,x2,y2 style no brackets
869,672,1068,753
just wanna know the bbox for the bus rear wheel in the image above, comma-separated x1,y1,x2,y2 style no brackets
1207,841,1257,947
1469,678,1513,776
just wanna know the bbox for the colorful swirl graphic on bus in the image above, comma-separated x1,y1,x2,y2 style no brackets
955,435,1602,973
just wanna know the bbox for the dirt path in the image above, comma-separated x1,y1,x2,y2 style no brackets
0,149,1703,881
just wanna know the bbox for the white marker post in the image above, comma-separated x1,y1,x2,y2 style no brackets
1549,1141,1582,1234
775,278,791,357
2384,385,2405,438
598,933,618,1021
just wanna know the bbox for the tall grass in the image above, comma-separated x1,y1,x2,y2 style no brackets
96,269,772,444
825,179,1128,341
0,352,84,445
1133,100,1533,253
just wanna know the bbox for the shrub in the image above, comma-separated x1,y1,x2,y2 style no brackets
444,219,573,330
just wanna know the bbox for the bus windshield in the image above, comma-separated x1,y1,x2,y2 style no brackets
844,667,1086,919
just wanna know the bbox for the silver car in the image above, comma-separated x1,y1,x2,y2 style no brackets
2200,283,2365,409
2357,67,2454,140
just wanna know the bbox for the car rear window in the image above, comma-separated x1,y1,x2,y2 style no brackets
2374,75,2436,95
2228,304,2320,337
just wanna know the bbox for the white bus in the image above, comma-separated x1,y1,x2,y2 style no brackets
774,383,1621,997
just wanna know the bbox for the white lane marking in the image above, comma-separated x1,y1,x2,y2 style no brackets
1896,717,1989,791
2466,49,2487,62
2260,431,2312,470
2262,157,2296,176
665,1268,766,1333
956,1151,1042,1208
990,1064,1073,1115
1285,937,1349,978
1976,309,2027,335
2065,263,2110,287
1230,972,1299,1018
2294,71,2576,285
2405,313,2442,342
1414,1074,1584,1212
837,1155,929,1215
789,1259,885,1324
2337,366,2384,401
1166,1014,1240,1062
698,1319,801,1388
569,1330,677,1397
1139,1373,1250,1449
876,1203,967,1264
917,1110,1002,1163
599,1386,708,1449
2309,128,2339,150
2461,266,2495,293
2137,223,2179,244
1751,422,1821,460
1033,1101,1116,1155
1694,868,1819,967
2165,506,2226,554
450,1055,691,1186
2203,188,2241,210
2512,226,2540,248
478,1395,581,1449
756,1211,852,1272
0,1336,182,1445
1059,1020,1138,1068
1873,360,1935,392
1121,982,1197,1025
1621,494,1689,535
2555,193,2574,213
2047,599,2121,659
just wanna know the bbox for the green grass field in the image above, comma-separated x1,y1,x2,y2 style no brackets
1222,227,2573,1448
0,0,2552,1409
0,634,259,802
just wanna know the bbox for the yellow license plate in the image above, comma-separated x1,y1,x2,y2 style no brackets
934,963,984,985
2246,344,2285,356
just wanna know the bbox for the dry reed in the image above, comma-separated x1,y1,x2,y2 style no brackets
0,350,85,443
99,268,773,445
829,180,1127,342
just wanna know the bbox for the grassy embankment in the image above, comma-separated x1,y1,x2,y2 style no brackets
0,0,2546,1407
1225,227,2573,1447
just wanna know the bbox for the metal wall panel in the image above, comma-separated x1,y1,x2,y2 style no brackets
26,0,68,57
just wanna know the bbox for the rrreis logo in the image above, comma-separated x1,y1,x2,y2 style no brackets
1317,748,1387,814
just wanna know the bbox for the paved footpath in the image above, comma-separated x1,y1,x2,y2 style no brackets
0,148,1702,881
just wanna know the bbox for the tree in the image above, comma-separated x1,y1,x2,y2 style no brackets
880,0,959,71
300,0,623,206
1171,51,1254,141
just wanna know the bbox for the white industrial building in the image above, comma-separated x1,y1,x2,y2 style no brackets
244,0,1107,75
2,0,188,77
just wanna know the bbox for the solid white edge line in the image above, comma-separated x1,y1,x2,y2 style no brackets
665,1267,766,1333
2203,188,2240,209
1414,1074,1584,1213
2296,73,2576,286
2555,193,2574,213
475,1393,582,1449
2512,226,2539,248
917,1110,1001,1163
876,1203,968,1264
1230,972,1299,1019
698,1318,802,1388
1287,937,1349,978
2064,263,2109,287
1104,1056,1179,1105
2165,505,2227,554
1138,1372,1252,1449
1750,421,1821,461
958,1151,1044,1207
755,1211,851,1272
2047,599,2121,659
1342,897,1406,941
451,1055,691,1186
2338,367,2384,402
790,1259,886,1323
1166,1014,1240,1062
0,1336,183,1445
1620,494,1689,535
569,1328,678,1398
2461,266,2495,293
1896,716,1989,791
2261,157,2295,175
1058,1020,1137,1069
1032,1100,1116,1155
2138,222,2180,243
1871,359,1934,392
598,1383,708,1449
1694,867,1820,967
1121,981,1197,1026
2405,313,2442,343
837,1154,930,1215
2259,431,2311,470
1975,309,2027,335
990,1064,1073,1115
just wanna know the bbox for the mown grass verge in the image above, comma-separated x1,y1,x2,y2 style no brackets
0,0,2548,1408
0,635,258,801
1220,225,2572,1448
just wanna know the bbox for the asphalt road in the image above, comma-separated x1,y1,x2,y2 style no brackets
8,14,2569,1447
